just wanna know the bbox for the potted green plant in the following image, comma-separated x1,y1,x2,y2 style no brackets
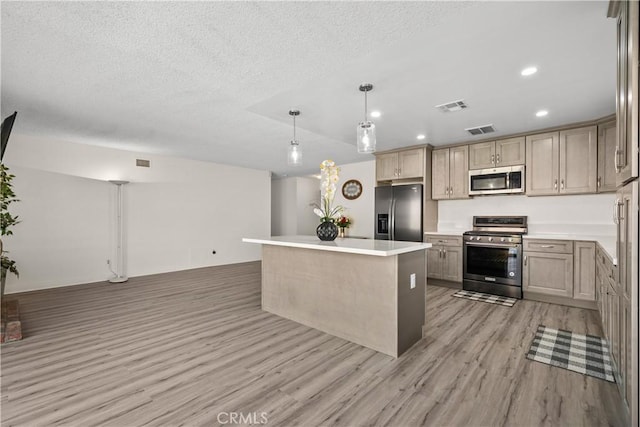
1,163,19,300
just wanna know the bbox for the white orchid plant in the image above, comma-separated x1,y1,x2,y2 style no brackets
313,159,344,223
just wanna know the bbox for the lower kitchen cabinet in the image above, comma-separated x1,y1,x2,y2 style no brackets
523,251,574,297
573,241,596,300
425,235,462,283
605,280,621,373
523,238,598,302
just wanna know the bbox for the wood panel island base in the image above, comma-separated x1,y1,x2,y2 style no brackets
243,236,431,358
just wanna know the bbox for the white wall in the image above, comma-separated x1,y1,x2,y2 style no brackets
438,193,617,236
333,160,376,238
271,178,297,236
271,177,319,236
270,160,376,239
3,134,271,293
295,177,321,235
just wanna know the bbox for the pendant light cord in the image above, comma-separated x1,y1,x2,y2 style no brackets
364,90,368,122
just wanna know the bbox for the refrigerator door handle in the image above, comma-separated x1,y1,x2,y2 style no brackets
390,199,396,241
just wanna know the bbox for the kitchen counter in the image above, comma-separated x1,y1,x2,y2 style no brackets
425,229,616,264
424,231,464,236
242,235,431,257
243,235,430,357
524,234,617,265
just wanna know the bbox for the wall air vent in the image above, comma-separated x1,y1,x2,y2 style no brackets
136,159,150,167
465,124,496,135
435,99,468,112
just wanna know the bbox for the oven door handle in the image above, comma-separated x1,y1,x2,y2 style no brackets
465,242,519,248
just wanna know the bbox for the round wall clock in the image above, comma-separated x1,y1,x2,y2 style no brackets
342,179,363,200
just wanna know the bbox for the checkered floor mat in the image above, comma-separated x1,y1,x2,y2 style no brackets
526,325,615,382
452,290,516,307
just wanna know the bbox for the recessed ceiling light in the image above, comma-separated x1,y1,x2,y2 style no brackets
417,134,426,140
370,111,381,118
536,110,548,117
521,66,538,76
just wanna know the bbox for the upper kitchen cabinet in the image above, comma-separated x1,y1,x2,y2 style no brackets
559,126,598,194
598,120,618,192
432,146,469,200
525,126,597,196
614,0,639,186
468,137,525,170
526,132,559,195
376,148,424,181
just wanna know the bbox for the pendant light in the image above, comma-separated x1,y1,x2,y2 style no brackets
357,83,376,153
288,109,302,166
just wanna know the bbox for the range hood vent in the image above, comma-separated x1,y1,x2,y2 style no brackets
465,124,495,135
435,99,467,112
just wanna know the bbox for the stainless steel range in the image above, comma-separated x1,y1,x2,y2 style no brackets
463,216,528,299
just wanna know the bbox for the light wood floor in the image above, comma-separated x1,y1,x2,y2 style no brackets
1,261,625,426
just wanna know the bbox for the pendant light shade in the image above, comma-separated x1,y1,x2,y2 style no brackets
288,110,302,166
357,83,376,153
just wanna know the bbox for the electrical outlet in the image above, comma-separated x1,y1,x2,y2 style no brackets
410,273,416,289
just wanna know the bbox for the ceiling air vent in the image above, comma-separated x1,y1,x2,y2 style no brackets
136,159,150,167
435,99,467,112
465,124,496,136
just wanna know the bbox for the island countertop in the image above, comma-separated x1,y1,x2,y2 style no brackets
242,235,431,257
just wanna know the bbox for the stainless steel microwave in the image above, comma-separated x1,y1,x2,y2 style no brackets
469,165,525,196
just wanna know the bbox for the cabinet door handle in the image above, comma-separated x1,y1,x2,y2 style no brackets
540,245,555,248
614,147,621,171
524,255,528,266
496,154,500,164
491,154,495,164
560,179,564,190
443,249,447,258
597,177,602,188
613,199,620,224
398,168,401,176
438,249,442,258
618,200,624,221
554,179,558,190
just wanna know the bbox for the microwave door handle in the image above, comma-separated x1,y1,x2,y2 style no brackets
506,173,510,189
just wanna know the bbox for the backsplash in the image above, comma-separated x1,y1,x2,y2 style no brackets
437,193,617,236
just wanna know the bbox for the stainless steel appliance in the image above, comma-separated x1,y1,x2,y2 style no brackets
374,184,423,242
469,165,525,196
463,216,527,299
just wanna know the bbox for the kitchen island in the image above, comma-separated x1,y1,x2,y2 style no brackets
242,236,431,358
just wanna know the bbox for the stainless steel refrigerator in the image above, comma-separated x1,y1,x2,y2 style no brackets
374,184,423,242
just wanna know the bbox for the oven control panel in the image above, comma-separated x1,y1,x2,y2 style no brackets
464,234,522,244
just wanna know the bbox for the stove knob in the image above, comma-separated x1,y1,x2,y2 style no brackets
509,238,513,242
488,237,493,242
501,237,506,242
476,236,481,241
469,236,474,241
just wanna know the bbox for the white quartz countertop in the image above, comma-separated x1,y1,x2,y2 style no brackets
243,235,432,257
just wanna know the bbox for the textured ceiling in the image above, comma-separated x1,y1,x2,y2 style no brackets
1,1,615,177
